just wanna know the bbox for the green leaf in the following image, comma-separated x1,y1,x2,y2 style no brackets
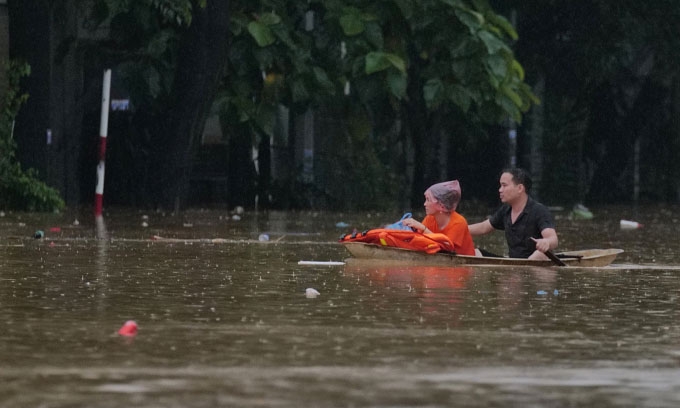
511,59,524,81
478,31,509,54
448,84,472,112
313,66,335,92
259,12,281,26
365,52,391,74
386,71,407,99
487,71,499,89
340,14,365,36
519,82,541,105
466,9,485,25
146,30,173,58
365,52,406,74
497,94,522,123
360,13,379,22
486,54,507,78
438,0,465,9
488,14,518,40
247,21,275,47
271,24,296,49
455,8,484,33
423,78,445,108
384,53,406,73
364,22,384,49
501,84,523,108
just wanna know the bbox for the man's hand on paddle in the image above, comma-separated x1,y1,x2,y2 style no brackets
531,228,558,253
531,237,551,253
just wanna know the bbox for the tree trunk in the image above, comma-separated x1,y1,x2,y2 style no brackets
50,0,83,206
528,75,545,201
148,0,230,212
672,76,680,202
257,133,271,209
404,51,435,208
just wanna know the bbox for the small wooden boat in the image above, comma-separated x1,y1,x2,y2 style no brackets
342,242,623,267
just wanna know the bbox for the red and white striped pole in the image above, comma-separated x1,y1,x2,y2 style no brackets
95,69,111,217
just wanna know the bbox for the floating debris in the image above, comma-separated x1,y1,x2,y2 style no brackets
537,290,548,295
34,230,44,239
118,320,138,337
305,288,320,298
620,219,643,230
73,219,80,226
141,221,149,228
258,234,270,241
335,221,350,228
571,204,594,220
231,215,241,221
298,261,345,266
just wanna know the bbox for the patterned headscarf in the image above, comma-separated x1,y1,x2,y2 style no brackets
425,180,461,212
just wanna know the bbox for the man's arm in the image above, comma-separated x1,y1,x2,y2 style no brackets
468,219,494,237
532,228,558,252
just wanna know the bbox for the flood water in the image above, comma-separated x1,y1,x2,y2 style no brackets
1,205,680,407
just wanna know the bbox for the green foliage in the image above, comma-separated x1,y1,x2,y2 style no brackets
0,61,65,212
78,0,536,209
88,0,193,27
213,0,537,209
219,0,534,142
81,0,193,111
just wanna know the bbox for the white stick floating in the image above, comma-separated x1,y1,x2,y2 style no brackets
298,261,345,266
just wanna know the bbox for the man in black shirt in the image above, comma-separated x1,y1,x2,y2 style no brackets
468,168,558,259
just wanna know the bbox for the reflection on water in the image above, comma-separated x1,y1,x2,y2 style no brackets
1,207,680,407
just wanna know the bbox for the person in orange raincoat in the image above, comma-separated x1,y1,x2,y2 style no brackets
401,180,476,256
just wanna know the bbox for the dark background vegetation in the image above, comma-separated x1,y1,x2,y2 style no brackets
2,0,680,212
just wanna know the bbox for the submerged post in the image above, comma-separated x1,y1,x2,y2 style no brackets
95,69,111,218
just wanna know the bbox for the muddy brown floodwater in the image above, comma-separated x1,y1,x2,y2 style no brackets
1,205,680,407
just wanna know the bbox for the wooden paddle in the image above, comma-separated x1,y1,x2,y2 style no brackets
530,237,566,266
545,250,566,266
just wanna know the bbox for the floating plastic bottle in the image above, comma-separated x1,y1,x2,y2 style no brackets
620,219,643,230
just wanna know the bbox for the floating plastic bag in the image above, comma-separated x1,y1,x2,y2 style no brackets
385,213,415,231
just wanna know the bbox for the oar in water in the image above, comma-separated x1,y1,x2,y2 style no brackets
544,250,566,266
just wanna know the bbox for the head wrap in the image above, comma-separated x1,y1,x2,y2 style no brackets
425,180,461,212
